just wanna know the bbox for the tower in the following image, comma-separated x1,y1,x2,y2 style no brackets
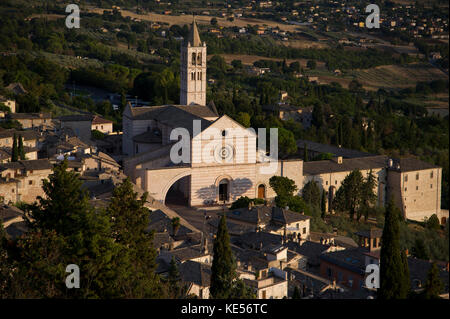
180,17,207,106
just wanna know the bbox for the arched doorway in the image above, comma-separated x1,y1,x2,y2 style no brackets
165,175,191,206
257,184,266,199
218,179,230,202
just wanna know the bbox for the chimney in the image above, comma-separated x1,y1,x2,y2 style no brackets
332,156,343,164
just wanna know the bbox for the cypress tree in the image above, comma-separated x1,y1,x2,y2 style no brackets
209,214,255,299
210,214,236,298
422,262,443,299
303,143,308,162
292,286,301,299
167,256,182,298
378,199,410,299
321,189,327,218
11,133,18,162
18,135,25,160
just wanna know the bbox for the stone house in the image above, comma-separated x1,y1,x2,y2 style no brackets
179,260,211,299
0,96,15,113
0,159,53,204
91,115,113,134
59,114,95,142
8,113,52,129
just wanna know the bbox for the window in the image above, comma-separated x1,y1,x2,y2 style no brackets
29,180,33,185
405,187,407,192
416,186,419,191
404,175,408,182
430,184,433,189
430,172,434,178
197,52,202,65
191,72,195,80
101,125,103,130
303,227,306,234
335,180,337,185
416,173,419,180
191,52,196,66
296,223,299,229
326,181,328,185
11,189,15,193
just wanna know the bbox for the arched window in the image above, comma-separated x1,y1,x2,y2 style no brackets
192,52,197,66
218,179,229,201
258,184,266,199
197,52,202,65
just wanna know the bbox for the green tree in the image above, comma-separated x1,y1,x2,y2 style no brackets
11,133,18,162
321,189,327,218
360,170,378,221
332,170,364,220
422,262,443,299
303,143,308,162
231,59,243,69
107,178,162,298
302,180,321,206
210,215,236,298
278,127,297,156
235,112,251,128
269,176,298,208
210,215,254,299
412,238,429,260
171,217,181,236
18,135,25,160
426,214,440,230
378,199,411,299
167,256,183,298
28,159,121,298
307,60,316,69
292,286,301,299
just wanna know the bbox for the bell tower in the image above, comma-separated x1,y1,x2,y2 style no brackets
180,17,207,106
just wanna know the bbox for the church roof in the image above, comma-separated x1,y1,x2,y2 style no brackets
188,17,202,47
128,104,218,137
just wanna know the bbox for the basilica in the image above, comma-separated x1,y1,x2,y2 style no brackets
122,19,445,224
122,19,303,207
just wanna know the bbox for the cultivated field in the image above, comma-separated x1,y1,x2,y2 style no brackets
317,62,448,91
85,7,301,32
210,53,327,69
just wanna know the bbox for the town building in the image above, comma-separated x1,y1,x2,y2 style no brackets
7,113,52,129
0,159,53,204
0,95,15,114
